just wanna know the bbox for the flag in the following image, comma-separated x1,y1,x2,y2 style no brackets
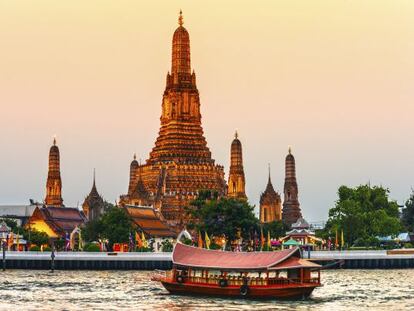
335,230,338,249
198,231,203,248
16,233,20,251
204,232,210,249
260,227,264,250
141,232,148,248
129,232,134,251
78,230,83,251
267,230,271,249
8,232,13,250
135,232,142,248
341,230,345,248
65,232,70,251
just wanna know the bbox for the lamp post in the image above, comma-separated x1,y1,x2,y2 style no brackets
50,240,55,273
2,239,6,271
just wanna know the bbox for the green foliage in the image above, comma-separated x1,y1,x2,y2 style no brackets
136,246,152,252
23,229,50,246
187,195,259,243
29,245,41,252
84,243,101,252
323,184,402,246
262,221,289,239
0,218,18,232
161,239,173,252
404,243,413,248
54,238,65,251
43,246,52,252
209,242,221,250
402,191,414,231
81,206,134,249
181,237,193,246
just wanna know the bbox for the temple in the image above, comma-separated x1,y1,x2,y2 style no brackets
120,12,226,226
282,148,302,227
227,131,247,200
45,138,63,207
82,171,105,222
259,166,282,223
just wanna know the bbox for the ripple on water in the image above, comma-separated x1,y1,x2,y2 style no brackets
0,269,414,310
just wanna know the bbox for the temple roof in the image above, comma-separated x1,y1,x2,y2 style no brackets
260,173,281,204
291,217,310,229
123,205,177,238
172,243,318,271
30,206,87,236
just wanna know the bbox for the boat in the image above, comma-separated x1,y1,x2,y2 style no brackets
155,243,322,299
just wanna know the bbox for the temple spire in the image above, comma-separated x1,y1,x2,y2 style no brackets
228,132,247,200
178,10,183,26
268,163,271,183
45,138,63,207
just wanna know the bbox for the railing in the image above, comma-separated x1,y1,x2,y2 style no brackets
183,276,320,286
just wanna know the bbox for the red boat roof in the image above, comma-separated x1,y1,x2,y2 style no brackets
172,243,318,271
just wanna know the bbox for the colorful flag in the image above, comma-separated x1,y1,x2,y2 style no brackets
135,232,142,248
341,230,345,248
16,233,20,251
65,232,70,251
260,227,265,250
198,231,203,248
8,232,13,250
78,230,83,251
129,232,134,251
205,232,210,249
141,232,148,248
267,230,271,249
335,230,338,249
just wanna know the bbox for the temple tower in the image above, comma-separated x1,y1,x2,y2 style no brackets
82,170,105,221
128,154,139,195
282,147,302,226
45,138,63,207
227,131,247,200
120,11,226,226
260,166,282,223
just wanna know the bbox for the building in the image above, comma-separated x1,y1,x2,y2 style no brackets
0,203,38,226
27,206,86,238
82,172,105,222
280,217,323,249
259,168,282,223
282,148,302,227
227,132,247,200
123,205,177,252
120,12,226,226
45,138,63,207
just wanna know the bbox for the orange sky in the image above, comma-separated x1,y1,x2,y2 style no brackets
1,1,413,222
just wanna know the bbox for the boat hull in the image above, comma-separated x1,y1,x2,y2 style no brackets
161,280,319,299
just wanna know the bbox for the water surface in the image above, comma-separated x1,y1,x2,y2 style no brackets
0,269,413,310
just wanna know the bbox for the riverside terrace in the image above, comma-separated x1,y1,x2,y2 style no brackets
1,249,414,270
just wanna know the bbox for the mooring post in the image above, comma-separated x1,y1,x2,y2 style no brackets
2,240,6,271
50,242,55,273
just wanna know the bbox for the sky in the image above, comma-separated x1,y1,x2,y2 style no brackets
0,1,413,223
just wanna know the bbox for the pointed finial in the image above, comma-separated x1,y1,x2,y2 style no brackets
268,163,272,183
93,168,96,183
133,153,136,160
234,130,238,139
178,10,183,26
288,146,292,154
53,135,56,146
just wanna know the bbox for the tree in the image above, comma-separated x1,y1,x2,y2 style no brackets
187,194,259,243
23,229,50,246
402,191,414,231
82,206,135,248
262,221,289,239
323,184,402,246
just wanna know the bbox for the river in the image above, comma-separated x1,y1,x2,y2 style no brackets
0,269,413,310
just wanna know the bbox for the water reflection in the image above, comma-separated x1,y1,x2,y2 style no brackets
0,270,413,310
